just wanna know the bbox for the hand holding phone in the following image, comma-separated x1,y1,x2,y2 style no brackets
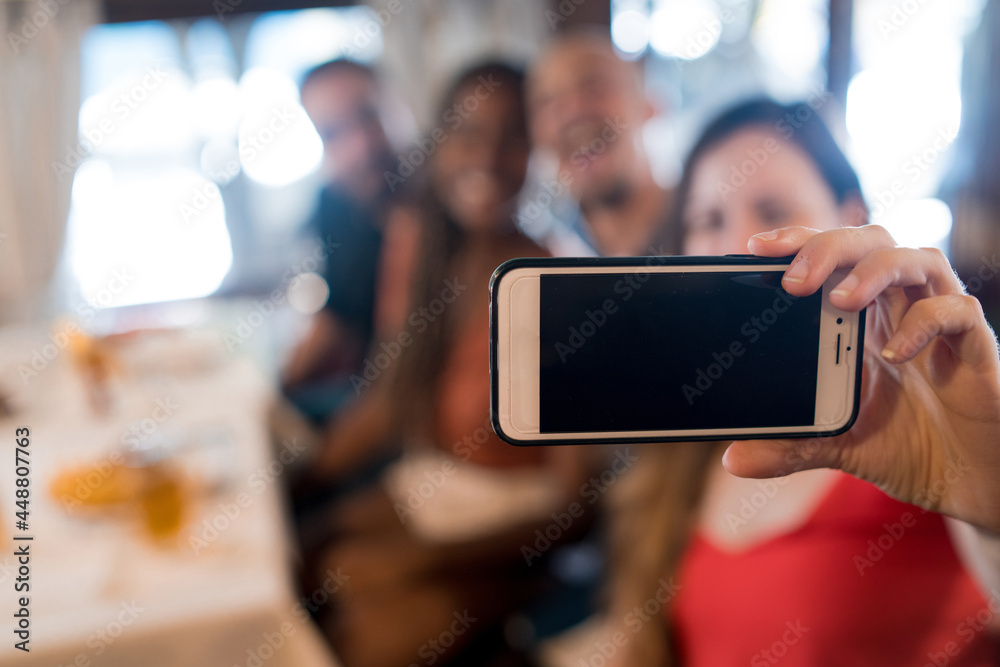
715,226,1000,537
490,254,865,444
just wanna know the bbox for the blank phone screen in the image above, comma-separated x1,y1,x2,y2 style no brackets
538,271,821,433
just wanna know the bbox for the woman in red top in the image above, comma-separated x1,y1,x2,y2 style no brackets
605,100,1000,666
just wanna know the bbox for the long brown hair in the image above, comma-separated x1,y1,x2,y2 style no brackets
606,442,719,666
387,62,528,438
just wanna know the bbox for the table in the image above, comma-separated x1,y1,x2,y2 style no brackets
0,310,339,666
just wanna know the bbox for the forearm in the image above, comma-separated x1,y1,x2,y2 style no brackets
314,387,396,481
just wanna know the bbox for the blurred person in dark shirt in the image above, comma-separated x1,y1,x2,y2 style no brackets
282,59,400,424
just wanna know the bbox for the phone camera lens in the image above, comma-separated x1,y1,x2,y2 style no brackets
837,317,843,324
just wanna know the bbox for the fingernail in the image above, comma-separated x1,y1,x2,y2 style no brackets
881,347,898,362
831,274,858,298
782,257,810,284
752,230,779,241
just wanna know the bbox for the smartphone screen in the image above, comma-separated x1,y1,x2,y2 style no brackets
538,271,822,433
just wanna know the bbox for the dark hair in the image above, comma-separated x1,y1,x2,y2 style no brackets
390,60,529,435
436,60,527,131
667,98,865,248
300,58,375,91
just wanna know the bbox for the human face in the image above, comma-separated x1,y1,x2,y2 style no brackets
529,39,648,201
683,128,845,256
431,81,529,233
301,69,391,200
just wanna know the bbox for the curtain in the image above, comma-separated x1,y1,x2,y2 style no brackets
0,0,98,322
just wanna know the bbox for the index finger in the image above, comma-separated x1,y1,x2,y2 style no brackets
748,225,898,298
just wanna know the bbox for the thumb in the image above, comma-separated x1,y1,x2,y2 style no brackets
723,436,843,478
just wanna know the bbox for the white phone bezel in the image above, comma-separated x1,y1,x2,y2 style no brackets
494,262,862,442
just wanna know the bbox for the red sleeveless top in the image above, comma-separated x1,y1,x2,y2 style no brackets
673,472,999,665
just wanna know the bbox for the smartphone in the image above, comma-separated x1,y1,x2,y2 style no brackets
489,256,865,444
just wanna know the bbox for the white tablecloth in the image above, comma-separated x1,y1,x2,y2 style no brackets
0,318,338,666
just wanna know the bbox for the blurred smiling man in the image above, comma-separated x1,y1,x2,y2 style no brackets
528,31,675,256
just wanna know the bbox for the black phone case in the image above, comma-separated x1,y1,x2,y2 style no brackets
488,255,867,446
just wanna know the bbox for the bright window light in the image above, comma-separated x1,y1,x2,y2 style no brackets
67,8,373,311
847,67,962,201
752,0,827,80
847,0,986,252
78,65,195,158
67,162,233,308
612,9,650,58
649,0,722,60
877,198,953,250
192,76,241,140
243,7,384,73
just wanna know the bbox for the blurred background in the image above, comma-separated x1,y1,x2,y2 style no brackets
1,0,999,666
2,0,998,326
